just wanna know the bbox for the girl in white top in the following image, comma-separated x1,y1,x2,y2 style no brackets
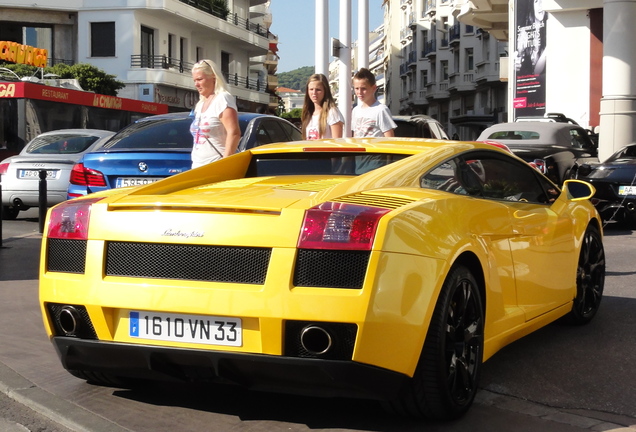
190,59,241,168
301,73,344,140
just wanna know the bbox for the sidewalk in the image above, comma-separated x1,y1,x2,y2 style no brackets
1,228,635,432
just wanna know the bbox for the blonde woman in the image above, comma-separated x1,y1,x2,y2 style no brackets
190,59,241,168
300,73,344,139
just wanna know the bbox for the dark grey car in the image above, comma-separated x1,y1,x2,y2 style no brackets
477,121,598,184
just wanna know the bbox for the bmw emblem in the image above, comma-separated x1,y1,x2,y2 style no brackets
138,162,148,172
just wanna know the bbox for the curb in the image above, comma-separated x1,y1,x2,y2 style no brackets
0,362,132,432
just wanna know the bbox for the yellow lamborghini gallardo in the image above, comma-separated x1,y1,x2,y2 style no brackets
39,138,605,420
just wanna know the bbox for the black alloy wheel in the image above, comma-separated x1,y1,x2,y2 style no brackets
388,264,484,420
568,224,605,324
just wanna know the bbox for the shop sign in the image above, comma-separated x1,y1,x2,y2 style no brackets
0,41,48,67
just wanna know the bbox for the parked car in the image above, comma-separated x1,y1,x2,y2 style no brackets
477,121,598,184
0,129,115,219
392,115,449,139
68,112,301,198
575,143,636,226
41,137,605,420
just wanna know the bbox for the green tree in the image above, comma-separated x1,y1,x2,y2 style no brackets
277,66,314,90
209,0,229,19
280,108,302,120
0,62,125,96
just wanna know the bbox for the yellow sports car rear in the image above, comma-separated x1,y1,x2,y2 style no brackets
39,138,605,420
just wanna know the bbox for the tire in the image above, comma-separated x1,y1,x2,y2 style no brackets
68,369,134,388
567,224,605,324
1,206,19,220
387,265,484,420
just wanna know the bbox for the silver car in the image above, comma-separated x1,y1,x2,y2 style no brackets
0,129,115,219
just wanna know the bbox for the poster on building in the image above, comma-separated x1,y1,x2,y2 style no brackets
513,0,547,118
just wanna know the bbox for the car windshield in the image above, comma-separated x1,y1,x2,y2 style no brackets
25,134,101,154
610,145,636,160
486,131,540,140
246,152,410,177
98,119,193,150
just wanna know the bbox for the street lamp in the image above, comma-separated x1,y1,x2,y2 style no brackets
0,67,20,81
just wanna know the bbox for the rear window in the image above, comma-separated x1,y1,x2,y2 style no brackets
487,131,540,140
247,152,409,177
99,119,193,150
25,134,101,154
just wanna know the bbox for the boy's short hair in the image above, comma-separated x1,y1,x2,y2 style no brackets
353,68,376,86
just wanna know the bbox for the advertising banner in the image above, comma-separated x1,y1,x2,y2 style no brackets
513,0,547,118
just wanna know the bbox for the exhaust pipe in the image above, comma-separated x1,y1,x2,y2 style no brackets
58,306,81,336
300,325,332,355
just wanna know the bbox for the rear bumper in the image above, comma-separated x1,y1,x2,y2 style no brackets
593,198,636,221
52,337,410,401
2,189,67,208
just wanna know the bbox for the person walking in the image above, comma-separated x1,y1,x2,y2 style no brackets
300,73,344,139
351,68,396,138
190,59,241,168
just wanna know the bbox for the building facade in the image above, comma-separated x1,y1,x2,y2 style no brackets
0,0,279,114
384,0,508,139
455,0,636,161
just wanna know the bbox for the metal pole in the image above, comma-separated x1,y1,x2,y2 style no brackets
39,169,47,234
0,179,3,247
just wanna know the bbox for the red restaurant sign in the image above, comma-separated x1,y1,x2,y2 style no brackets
0,81,167,115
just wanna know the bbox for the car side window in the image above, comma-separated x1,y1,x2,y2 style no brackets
569,128,593,149
256,120,289,146
421,151,557,204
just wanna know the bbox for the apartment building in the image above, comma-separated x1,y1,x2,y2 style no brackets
384,0,508,139
0,0,279,114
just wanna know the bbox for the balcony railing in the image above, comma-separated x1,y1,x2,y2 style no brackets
130,55,266,93
423,39,436,56
178,0,268,37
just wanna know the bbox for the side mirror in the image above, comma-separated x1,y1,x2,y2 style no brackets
563,179,595,200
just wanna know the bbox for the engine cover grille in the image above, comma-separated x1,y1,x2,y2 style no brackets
106,242,272,284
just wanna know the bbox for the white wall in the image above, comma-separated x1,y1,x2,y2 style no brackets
544,10,592,128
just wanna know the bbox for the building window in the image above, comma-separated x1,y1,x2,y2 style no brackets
453,49,460,74
420,70,428,88
140,26,155,67
465,48,474,71
441,60,449,81
90,22,115,57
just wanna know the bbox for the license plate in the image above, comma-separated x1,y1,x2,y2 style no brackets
116,177,161,188
618,185,636,196
18,169,57,179
129,311,242,347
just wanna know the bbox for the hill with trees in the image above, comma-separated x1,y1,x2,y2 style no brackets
276,66,314,90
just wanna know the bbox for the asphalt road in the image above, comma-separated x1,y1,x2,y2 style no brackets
1,210,635,432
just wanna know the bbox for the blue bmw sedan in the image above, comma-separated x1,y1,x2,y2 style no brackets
68,112,301,198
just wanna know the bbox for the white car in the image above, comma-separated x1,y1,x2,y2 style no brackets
0,129,115,219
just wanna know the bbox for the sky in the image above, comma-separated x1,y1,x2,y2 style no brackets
268,0,384,73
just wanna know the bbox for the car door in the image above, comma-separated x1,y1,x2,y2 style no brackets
456,151,576,321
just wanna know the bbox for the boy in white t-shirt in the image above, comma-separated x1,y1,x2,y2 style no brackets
351,68,397,174
351,68,396,138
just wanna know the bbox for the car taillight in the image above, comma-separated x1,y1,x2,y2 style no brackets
298,202,391,250
69,163,107,187
0,162,9,175
47,198,103,240
530,159,547,174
